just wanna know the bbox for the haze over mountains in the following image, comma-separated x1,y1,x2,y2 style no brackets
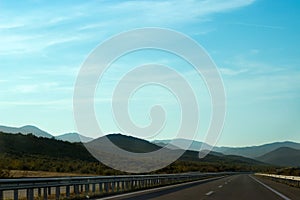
153,139,300,159
55,133,93,143
0,125,52,138
0,125,93,143
1,124,300,167
0,131,265,169
256,147,300,167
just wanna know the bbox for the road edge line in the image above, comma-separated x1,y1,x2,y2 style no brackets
249,175,291,200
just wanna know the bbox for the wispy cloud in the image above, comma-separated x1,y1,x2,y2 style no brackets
0,0,256,56
229,22,285,30
15,84,39,93
0,99,71,107
45,36,83,47
0,23,25,29
220,68,248,76
8,80,72,95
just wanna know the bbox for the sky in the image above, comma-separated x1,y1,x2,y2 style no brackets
0,0,299,147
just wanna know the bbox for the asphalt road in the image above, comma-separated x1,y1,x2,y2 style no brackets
99,174,300,200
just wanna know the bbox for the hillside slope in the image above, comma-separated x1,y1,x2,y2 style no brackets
154,139,300,159
0,132,95,161
87,134,265,166
0,125,52,138
0,132,271,175
216,141,300,158
55,133,93,143
0,132,266,166
256,147,300,167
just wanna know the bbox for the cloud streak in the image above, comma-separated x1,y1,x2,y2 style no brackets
0,0,256,56
230,22,285,30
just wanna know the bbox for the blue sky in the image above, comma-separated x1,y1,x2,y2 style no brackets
0,0,299,147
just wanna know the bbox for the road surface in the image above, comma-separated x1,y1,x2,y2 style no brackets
99,174,300,200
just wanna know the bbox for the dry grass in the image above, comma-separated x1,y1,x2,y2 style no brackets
9,170,97,178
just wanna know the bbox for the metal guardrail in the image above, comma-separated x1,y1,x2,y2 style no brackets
0,172,233,200
256,173,300,188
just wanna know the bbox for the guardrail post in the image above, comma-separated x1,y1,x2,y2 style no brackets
105,182,109,193
117,181,120,192
0,190,3,200
38,188,42,197
27,188,34,200
112,181,115,192
66,185,70,198
85,184,89,194
74,185,79,196
92,183,96,193
43,187,48,200
48,187,51,195
122,181,125,191
126,180,129,190
55,186,60,200
99,183,103,193
13,189,18,200
131,180,134,189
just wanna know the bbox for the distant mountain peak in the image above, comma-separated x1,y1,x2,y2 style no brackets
21,125,39,128
0,125,52,138
256,147,300,167
55,132,93,143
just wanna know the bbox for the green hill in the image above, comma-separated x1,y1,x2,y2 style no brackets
215,141,300,158
104,133,161,153
0,125,52,138
0,132,95,161
88,134,264,166
0,132,274,176
256,147,300,167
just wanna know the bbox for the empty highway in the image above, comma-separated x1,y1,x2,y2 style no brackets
99,174,300,200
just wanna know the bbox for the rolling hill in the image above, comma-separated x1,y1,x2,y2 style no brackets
86,134,265,167
215,141,300,158
153,139,213,151
0,131,95,161
89,133,161,153
154,139,300,159
55,133,94,143
256,147,300,167
0,125,94,143
3,125,299,159
0,131,268,173
0,125,52,138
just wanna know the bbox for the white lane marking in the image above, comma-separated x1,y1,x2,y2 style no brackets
249,175,291,200
99,176,226,200
218,185,223,188
206,191,214,196
225,182,227,185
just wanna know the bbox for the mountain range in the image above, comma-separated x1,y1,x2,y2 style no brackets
1,124,300,167
0,125,52,138
0,131,266,171
153,139,300,158
0,125,93,143
256,147,300,167
55,133,93,143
